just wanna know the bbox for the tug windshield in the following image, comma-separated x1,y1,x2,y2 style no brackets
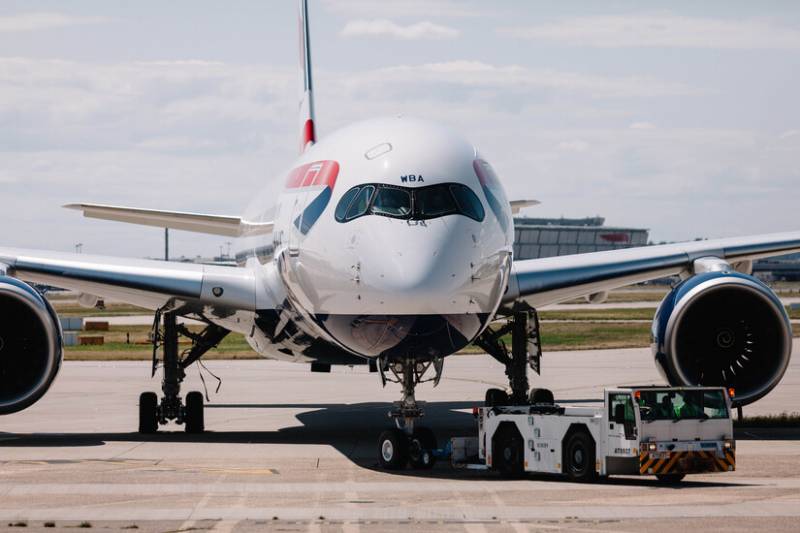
637,389,729,421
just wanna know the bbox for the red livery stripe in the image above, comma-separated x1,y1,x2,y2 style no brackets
285,160,339,190
302,119,315,147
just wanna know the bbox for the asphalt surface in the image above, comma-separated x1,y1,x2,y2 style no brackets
1,343,800,531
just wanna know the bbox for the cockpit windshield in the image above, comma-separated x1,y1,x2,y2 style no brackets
415,184,457,217
637,389,729,421
371,186,412,217
334,182,485,223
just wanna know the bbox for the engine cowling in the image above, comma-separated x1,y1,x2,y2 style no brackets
0,277,63,414
652,271,792,406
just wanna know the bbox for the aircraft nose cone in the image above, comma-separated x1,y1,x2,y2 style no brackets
309,216,511,360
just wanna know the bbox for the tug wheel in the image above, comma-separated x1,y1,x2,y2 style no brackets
408,427,437,469
656,473,685,484
564,431,597,482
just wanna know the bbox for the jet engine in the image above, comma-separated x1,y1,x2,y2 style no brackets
0,277,63,414
652,271,792,406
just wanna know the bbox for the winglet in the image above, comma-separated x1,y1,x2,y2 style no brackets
510,199,540,215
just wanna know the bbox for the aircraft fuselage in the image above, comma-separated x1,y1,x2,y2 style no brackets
233,117,514,364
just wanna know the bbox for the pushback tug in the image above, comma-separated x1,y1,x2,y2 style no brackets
451,386,736,483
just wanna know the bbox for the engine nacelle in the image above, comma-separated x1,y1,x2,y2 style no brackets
0,277,63,414
652,271,792,406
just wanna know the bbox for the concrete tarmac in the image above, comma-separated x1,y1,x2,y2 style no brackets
2,343,800,531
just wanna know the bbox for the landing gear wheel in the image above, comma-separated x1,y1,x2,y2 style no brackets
138,392,158,434
184,391,204,434
378,429,408,470
656,473,685,484
564,431,597,483
529,387,554,405
408,427,437,469
485,388,509,407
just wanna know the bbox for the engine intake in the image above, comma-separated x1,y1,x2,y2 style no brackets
652,271,792,406
0,277,63,414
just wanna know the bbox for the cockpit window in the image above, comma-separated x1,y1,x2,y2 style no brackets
371,186,411,218
334,182,484,223
473,159,510,234
415,184,457,218
345,185,375,220
334,187,361,222
450,184,485,222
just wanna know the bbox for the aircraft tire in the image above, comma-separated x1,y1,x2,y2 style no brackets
529,387,554,405
185,391,204,434
378,429,408,470
408,427,437,469
138,392,158,434
485,388,509,407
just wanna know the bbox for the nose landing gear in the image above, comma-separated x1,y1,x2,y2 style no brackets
376,357,442,470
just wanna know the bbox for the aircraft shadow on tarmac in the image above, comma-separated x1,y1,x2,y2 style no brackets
0,400,767,485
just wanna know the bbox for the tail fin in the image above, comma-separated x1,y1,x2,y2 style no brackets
298,0,316,153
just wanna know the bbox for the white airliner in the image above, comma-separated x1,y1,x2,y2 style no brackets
1,1,798,469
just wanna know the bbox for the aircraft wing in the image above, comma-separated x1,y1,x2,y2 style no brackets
0,247,257,312
64,203,273,237
505,230,800,308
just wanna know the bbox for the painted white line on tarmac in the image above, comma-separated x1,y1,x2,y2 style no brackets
2,500,800,522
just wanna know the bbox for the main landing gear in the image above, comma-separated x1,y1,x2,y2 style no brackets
475,309,543,406
376,357,443,470
138,310,228,434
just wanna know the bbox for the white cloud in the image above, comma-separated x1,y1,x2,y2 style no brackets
556,140,590,152
629,122,657,130
1,52,796,252
501,14,800,49
322,0,489,18
344,61,704,98
0,12,110,33
341,19,459,40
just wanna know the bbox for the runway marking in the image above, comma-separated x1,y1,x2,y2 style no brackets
342,465,361,533
177,472,229,532
3,476,790,495
5,500,800,522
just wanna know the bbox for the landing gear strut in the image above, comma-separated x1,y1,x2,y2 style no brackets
376,357,442,470
475,309,542,405
138,310,228,434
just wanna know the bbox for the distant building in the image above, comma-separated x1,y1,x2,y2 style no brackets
513,216,649,260
753,252,800,281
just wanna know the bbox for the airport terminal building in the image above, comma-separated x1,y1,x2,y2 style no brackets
512,216,649,260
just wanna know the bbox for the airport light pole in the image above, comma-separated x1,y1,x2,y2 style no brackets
165,228,169,261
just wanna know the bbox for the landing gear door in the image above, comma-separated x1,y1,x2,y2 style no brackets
607,392,637,458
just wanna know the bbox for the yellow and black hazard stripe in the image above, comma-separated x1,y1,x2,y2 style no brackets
639,450,735,475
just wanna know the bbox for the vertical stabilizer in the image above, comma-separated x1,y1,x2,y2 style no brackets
298,0,316,153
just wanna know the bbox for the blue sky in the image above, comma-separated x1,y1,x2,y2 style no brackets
2,1,799,257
